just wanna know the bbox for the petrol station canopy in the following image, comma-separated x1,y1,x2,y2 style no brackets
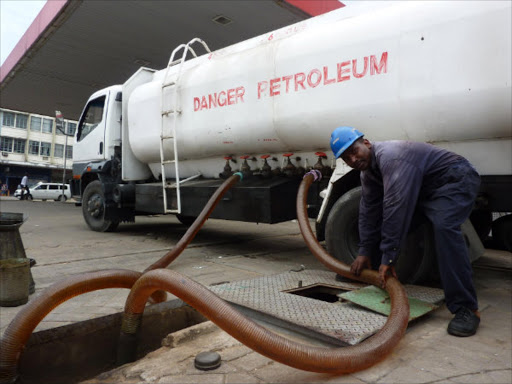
0,0,342,121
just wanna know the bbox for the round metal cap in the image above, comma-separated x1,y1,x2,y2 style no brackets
194,351,221,371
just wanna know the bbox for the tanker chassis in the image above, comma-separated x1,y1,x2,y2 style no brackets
72,1,512,283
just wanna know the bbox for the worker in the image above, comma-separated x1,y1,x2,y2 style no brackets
330,126,481,337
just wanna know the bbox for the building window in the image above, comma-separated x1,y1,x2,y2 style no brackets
0,137,13,152
40,142,52,157
29,140,40,155
30,116,42,132
13,138,26,153
42,118,53,133
15,114,28,129
66,145,73,159
67,122,77,136
54,143,64,158
2,112,14,127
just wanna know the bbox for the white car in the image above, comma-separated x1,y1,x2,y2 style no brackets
16,182,72,201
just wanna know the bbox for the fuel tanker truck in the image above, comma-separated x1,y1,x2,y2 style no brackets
72,1,511,283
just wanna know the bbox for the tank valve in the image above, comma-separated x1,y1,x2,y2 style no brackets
260,155,272,178
283,153,296,177
271,157,282,176
219,156,233,179
304,158,312,172
240,156,253,178
314,152,332,177
295,156,305,177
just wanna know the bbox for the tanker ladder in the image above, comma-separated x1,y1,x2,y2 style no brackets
160,38,211,214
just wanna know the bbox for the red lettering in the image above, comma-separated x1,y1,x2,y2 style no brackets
258,81,268,99
337,61,350,82
200,96,208,110
227,88,236,105
294,72,306,91
370,52,388,75
352,57,368,78
209,94,217,109
194,85,246,111
323,66,336,85
282,75,293,93
307,69,322,88
236,87,245,103
270,78,281,96
218,91,226,106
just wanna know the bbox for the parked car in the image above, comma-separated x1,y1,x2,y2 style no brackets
15,182,71,201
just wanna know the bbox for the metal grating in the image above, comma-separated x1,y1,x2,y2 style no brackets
209,270,444,345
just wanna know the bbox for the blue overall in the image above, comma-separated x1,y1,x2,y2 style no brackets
358,141,480,313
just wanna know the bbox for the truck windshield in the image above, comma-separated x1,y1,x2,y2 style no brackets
77,96,106,142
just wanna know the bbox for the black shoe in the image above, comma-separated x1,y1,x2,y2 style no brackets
447,307,480,337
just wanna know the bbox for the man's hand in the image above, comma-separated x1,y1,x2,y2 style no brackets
350,255,371,276
378,264,398,289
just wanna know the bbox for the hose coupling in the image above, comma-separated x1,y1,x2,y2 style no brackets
303,169,322,181
121,313,143,334
233,172,243,181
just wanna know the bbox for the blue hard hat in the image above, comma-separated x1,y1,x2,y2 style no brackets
330,126,364,158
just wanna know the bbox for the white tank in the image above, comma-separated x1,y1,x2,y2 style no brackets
126,1,511,179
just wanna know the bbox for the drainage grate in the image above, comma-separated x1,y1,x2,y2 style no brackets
209,270,444,346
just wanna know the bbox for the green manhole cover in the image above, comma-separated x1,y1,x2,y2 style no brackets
339,285,438,321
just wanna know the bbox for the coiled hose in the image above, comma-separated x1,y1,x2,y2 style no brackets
119,172,410,373
0,270,141,384
0,174,243,384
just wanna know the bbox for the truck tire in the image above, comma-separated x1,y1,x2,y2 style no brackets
492,214,512,252
82,181,119,232
176,214,197,226
57,195,67,202
325,187,436,284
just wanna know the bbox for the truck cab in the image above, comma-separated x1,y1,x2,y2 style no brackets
72,86,122,200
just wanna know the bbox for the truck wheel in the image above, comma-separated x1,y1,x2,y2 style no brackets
325,187,436,284
469,210,493,242
176,214,197,226
57,195,67,202
26,194,33,201
82,181,119,232
492,214,512,252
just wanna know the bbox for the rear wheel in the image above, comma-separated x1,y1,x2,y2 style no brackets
57,195,67,202
26,194,33,201
325,187,436,284
492,214,512,252
82,181,119,232
176,214,197,226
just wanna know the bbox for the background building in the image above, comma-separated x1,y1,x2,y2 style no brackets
0,107,76,196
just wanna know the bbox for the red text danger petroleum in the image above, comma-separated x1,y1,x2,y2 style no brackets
193,52,388,112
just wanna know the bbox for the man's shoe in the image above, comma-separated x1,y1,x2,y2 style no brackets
447,307,480,337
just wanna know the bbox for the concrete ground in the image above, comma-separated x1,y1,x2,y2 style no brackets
0,197,511,383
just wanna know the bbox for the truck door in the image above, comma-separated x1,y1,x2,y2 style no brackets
74,94,108,169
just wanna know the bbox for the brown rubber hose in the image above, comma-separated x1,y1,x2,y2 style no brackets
144,173,242,272
297,173,395,287
122,267,408,373
0,173,243,384
0,270,141,384
119,173,409,373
